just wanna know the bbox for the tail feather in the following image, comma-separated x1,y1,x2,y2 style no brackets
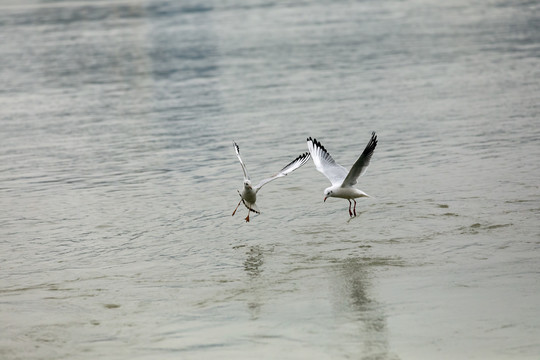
242,200,260,214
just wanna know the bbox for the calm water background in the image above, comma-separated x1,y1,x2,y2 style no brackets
1,0,539,359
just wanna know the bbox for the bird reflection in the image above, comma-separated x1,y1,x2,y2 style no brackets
243,246,264,319
335,257,393,360
244,246,264,278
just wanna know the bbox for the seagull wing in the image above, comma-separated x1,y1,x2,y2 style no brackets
254,152,311,190
233,141,250,181
307,137,349,186
341,132,378,188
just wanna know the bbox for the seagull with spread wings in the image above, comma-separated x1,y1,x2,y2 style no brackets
232,141,310,222
307,132,378,217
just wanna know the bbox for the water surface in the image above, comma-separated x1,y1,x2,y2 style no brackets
1,0,539,359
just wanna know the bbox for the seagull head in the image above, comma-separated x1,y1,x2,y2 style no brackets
244,180,252,190
323,188,333,202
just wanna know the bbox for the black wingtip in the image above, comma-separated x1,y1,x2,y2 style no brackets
279,151,311,174
371,132,378,146
294,151,311,165
364,132,378,154
311,137,329,154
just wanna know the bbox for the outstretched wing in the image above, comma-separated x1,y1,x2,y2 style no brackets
254,152,311,190
341,132,378,188
307,137,348,186
233,141,250,181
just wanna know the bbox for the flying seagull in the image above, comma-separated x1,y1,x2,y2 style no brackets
232,141,311,222
307,132,378,217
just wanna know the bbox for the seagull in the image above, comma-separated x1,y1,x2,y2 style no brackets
307,132,378,217
232,141,311,222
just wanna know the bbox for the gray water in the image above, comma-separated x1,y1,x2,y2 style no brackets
1,0,539,359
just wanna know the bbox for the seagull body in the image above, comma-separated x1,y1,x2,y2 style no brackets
307,132,378,217
232,141,310,222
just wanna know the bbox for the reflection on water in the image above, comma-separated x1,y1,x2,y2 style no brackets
244,246,264,320
244,246,264,278
1,0,539,358
332,258,396,360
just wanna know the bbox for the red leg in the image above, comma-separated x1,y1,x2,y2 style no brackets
353,199,357,217
232,199,242,216
245,209,250,222
348,199,353,217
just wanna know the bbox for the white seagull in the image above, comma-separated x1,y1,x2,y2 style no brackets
307,132,378,217
232,141,311,222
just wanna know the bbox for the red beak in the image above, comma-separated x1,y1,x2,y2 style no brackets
324,196,328,202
